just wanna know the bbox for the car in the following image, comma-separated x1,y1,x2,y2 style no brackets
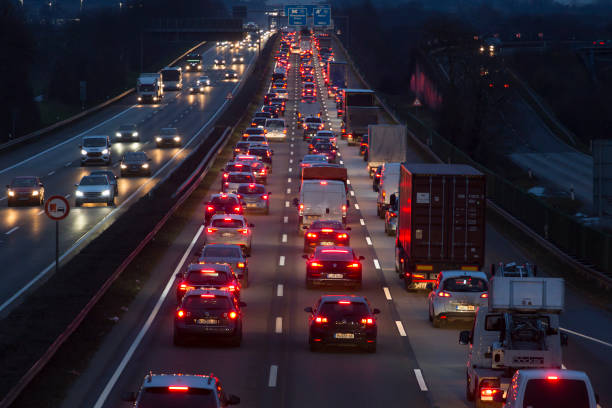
427,270,489,327
264,118,286,141
384,203,398,236
120,151,151,176
303,246,364,289
222,172,255,194
302,74,314,82
261,105,279,118
197,244,249,286
304,295,379,352
314,130,337,146
372,165,383,191
80,135,111,166
237,183,270,214
197,75,211,86
231,54,245,64
263,92,277,105
251,117,267,128
274,89,289,100
303,220,351,252
233,141,253,156
174,289,246,346
302,82,316,96
300,154,329,168
224,69,238,80
272,79,287,89
188,80,205,93
312,142,337,163
253,111,273,121
175,263,240,302
223,161,252,174
360,134,369,156
6,176,44,207
155,128,181,147
248,160,269,184
115,124,139,142
303,117,324,140
214,57,226,66
233,154,260,166
242,127,265,140
245,134,269,146
204,193,242,225
205,214,253,255
301,95,316,104
270,98,286,114
247,145,273,165
89,170,118,195
123,373,240,407
74,174,116,207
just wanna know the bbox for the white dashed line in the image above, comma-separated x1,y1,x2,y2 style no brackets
37,210,45,215
5,226,19,235
366,237,372,246
288,178,292,183
268,365,278,387
289,159,293,164
360,219,365,226
279,256,285,266
350,190,355,197
373,259,381,269
395,321,407,337
282,233,287,243
414,369,428,391
354,203,359,210
64,194,71,199
346,179,351,185
275,317,283,333
285,201,290,207
0,196,6,201
290,151,294,156
383,287,392,300
290,143,294,147
288,167,292,173
277,284,284,297
47,171,55,176
286,188,291,194
65,162,72,167
284,216,288,223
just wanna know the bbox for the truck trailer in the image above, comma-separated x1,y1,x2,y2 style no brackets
366,124,407,175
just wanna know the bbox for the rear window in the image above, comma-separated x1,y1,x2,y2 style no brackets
210,197,239,205
314,144,333,151
311,220,343,229
245,128,263,135
201,245,241,258
228,174,254,183
303,155,328,163
186,270,229,285
211,219,244,228
442,277,487,292
316,248,354,261
319,301,369,320
247,136,266,141
249,149,268,156
138,387,216,408
523,379,590,408
182,295,231,310
305,117,322,124
237,185,265,194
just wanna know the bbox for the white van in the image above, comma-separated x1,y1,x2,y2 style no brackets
264,118,286,141
296,180,347,229
376,162,400,217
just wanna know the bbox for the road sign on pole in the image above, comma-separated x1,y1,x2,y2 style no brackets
313,6,331,26
45,195,70,274
288,7,307,26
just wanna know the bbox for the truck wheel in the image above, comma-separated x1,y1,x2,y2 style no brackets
466,374,475,401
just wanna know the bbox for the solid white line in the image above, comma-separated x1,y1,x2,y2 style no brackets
360,219,365,226
285,201,290,207
277,284,283,297
0,196,6,201
275,317,283,333
396,321,407,337
282,233,287,243
5,226,19,235
268,365,278,387
414,369,428,391
560,327,612,348
37,210,45,215
279,256,285,266
350,190,354,196
366,237,372,246
373,259,380,269
354,203,359,210
286,188,291,194
383,287,392,300
47,171,55,176
283,216,288,223
92,225,204,408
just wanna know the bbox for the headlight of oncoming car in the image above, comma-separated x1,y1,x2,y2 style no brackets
102,149,109,155
32,190,39,196
115,132,121,137
173,136,181,142
76,190,84,197
81,149,87,155
142,163,149,168
156,137,162,142
132,132,138,137
120,164,127,169
102,190,110,197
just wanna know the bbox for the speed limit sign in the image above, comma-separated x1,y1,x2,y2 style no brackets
45,195,70,221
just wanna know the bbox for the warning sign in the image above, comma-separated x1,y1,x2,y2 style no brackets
45,195,70,221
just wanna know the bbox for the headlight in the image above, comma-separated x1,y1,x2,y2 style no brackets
132,132,138,137
200,87,204,91
173,136,181,141
115,132,121,137
102,149,109,155
206,80,210,85
32,190,39,196
185,65,190,70
142,163,149,169
189,87,194,91
137,97,142,101
156,137,162,142
8,190,14,197
76,191,84,197
81,149,87,155
120,164,127,169
102,190,110,197
197,65,202,69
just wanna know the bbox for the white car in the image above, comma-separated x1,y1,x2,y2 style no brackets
80,135,111,166
197,75,211,86
75,174,116,207
205,214,254,255
274,89,289,100
264,118,286,141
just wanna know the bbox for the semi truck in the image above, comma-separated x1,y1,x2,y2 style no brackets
395,163,486,290
342,89,379,145
459,275,568,407
327,61,348,97
137,73,163,104
366,124,407,175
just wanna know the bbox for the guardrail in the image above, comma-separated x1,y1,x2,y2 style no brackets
0,41,208,154
332,35,612,289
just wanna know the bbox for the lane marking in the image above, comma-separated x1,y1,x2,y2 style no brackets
277,284,283,297
289,159,293,164
395,320,407,337
365,237,372,246
283,216,288,223
92,225,204,408
275,317,283,333
281,233,287,243
373,259,381,269
286,188,291,194
64,162,72,167
414,369,428,391
288,167,292,173
285,201,290,208
5,226,19,235
360,218,365,226
290,151,294,156
47,171,55,176
279,256,285,266
287,177,291,183
268,365,278,387
383,287,392,300
560,327,612,348
347,179,351,185
350,190,355,197
37,210,45,215
0,196,6,201
354,203,359,210
64,194,71,199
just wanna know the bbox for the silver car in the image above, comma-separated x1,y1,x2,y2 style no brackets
223,172,255,194
75,174,116,207
237,184,270,214
264,118,286,141
427,270,489,327
197,244,249,287
115,124,139,142
155,128,181,147
205,214,253,255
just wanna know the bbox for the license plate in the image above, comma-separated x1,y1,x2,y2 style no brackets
334,333,354,339
196,318,218,325
320,241,334,246
327,273,343,279
456,305,475,311
246,203,257,207
222,233,232,237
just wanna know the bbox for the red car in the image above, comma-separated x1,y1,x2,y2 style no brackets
303,246,364,289
303,220,351,252
175,263,240,302
7,176,45,207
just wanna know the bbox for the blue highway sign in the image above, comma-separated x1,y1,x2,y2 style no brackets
313,6,331,26
285,4,316,17
288,7,307,26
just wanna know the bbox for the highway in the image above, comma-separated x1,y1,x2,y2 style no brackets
56,35,612,408
0,39,266,315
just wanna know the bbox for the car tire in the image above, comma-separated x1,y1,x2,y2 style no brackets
173,331,184,347
114,187,119,196
80,162,85,167
428,303,434,322
466,374,475,402
241,270,249,288
376,205,381,217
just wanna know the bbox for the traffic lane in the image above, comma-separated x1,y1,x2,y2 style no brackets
97,125,293,408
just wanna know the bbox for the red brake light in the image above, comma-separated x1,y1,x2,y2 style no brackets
347,263,360,268
207,227,217,233
480,388,501,401
224,217,232,221
338,300,351,304
223,173,229,178
299,204,304,210
337,233,348,239
361,317,374,325
228,311,238,319
306,232,317,238
200,294,215,298
177,309,185,318
547,376,559,381
321,228,333,232
310,261,323,267
480,293,488,298
321,249,349,253
438,291,452,297
314,316,328,323
168,386,189,391
207,206,214,211
320,181,327,185
237,262,245,268
234,206,241,212
238,228,248,235
261,194,268,200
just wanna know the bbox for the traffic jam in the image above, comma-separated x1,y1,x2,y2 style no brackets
119,30,599,408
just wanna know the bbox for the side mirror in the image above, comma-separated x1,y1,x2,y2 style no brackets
227,394,241,405
358,255,365,260
249,223,255,227
373,308,381,314
292,198,299,207
302,254,309,259
426,283,434,291
120,391,137,402
239,301,247,307
304,306,313,313
459,330,471,345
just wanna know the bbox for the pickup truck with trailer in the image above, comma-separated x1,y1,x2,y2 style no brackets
395,164,486,290
366,124,407,176
458,276,568,407
137,73,163,104
342,89,380,145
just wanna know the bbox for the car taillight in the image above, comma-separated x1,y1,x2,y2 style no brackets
480,293,488,298
261,194,268,200
223,173,229,178
361,317,374,325
177,309,186,318
299,204,304,210
228,311,238,319
310,262,323,267
234,206,241,212
207,227,218,233
225,285,236,292
169,386,189,392
337,233,348,239
480,388,501,401
224,182,229,186
315,316,328,323
347,263,360,268
207,206,214,212
438,291,452,297
342,205,347,213
237,262,245,268
307,232,317,238
238,228,249,235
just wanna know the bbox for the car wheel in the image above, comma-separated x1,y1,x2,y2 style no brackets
466,374,475,402
376,205,381,217
384,221,388,234
173,331,184,347
241,270,249,288
114,187,119,196
428,303,434,322
387,225,395,237
80,162,85,167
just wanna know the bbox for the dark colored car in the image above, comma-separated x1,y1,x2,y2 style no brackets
264,92,277,105
312,143,337,163
173,289,246,346
247,146,273,165
233,141,253,156
242,127,265,140
6,176,44,207
301,95,316,104
303,246,364,289
303,220,351,252
115,124,139,142
251,117,267,128
253,111,273,121
120,151,151,176
89,170,118,195
196,243,249,286
372,165,382,191
204,193,243,225
261,105,279,118
360,135,369,156
304,295,379,352
224,161,252,174
175,263,240,302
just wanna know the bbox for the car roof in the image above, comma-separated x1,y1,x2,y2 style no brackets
140,373,217,390
202,243,243,252
516,369,590,381
211,192,239,199
439,270,488,280
210,213,245,221
187,263,231,272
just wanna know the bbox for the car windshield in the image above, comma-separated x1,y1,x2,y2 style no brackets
266,120,284,129
442,277,487,292
182,295,231,310
119,125,135,131
11,178,36,187
125,152,146,161
211,219,244,228
523,379,590,408
199,76,209,81
319,301,369,320
228,174,253,183
83,138,106,147
210,196,239,206
80,176,108,186
311,220,343,230
186,270,230,285
160,129,177,136
137,387,216,408
237,185,265,194
202,245,241,258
